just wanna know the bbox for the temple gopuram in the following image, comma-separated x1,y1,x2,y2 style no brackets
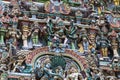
0,0,120,80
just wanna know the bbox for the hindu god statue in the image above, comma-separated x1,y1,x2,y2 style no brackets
22,25,32,49
78,35,90,53
97,33,111,57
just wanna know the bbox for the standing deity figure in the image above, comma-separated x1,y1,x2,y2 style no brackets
47,19,54,46
31,22,43,48
108,30,119,57
22,25,31,49
78,35,90,54
97,33,110,57
12,15,18,28
75,10,83,24
65,20,78,49
88,25,99,54
7,28,21,56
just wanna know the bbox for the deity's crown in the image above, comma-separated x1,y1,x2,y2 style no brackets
22,25,29,31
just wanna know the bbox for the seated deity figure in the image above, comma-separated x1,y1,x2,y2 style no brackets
34,57,63,80
66,65,83,80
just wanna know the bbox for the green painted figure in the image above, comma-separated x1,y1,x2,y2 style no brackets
47,19,54,46
0,28,7,46
65,20,78,49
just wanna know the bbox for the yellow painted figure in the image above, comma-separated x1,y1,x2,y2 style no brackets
101,48,108,57
114,0,120,6
97,33,110,57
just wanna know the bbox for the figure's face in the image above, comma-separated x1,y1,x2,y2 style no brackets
83,37,87,42
70,67,77,73
23,31,28,35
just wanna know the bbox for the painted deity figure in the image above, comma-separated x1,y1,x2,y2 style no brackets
65,20,78,49
50,18,68,52
7,28,21,56
31,28,43,48
47,19,54,46
34,57,63,80
88,25,99,54
12,15,18,28
22,25,32,49
75,10,83,24
66,65,83,80
97,33,110,57
78,36,90,53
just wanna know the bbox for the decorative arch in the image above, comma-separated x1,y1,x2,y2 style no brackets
26,47,89,71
